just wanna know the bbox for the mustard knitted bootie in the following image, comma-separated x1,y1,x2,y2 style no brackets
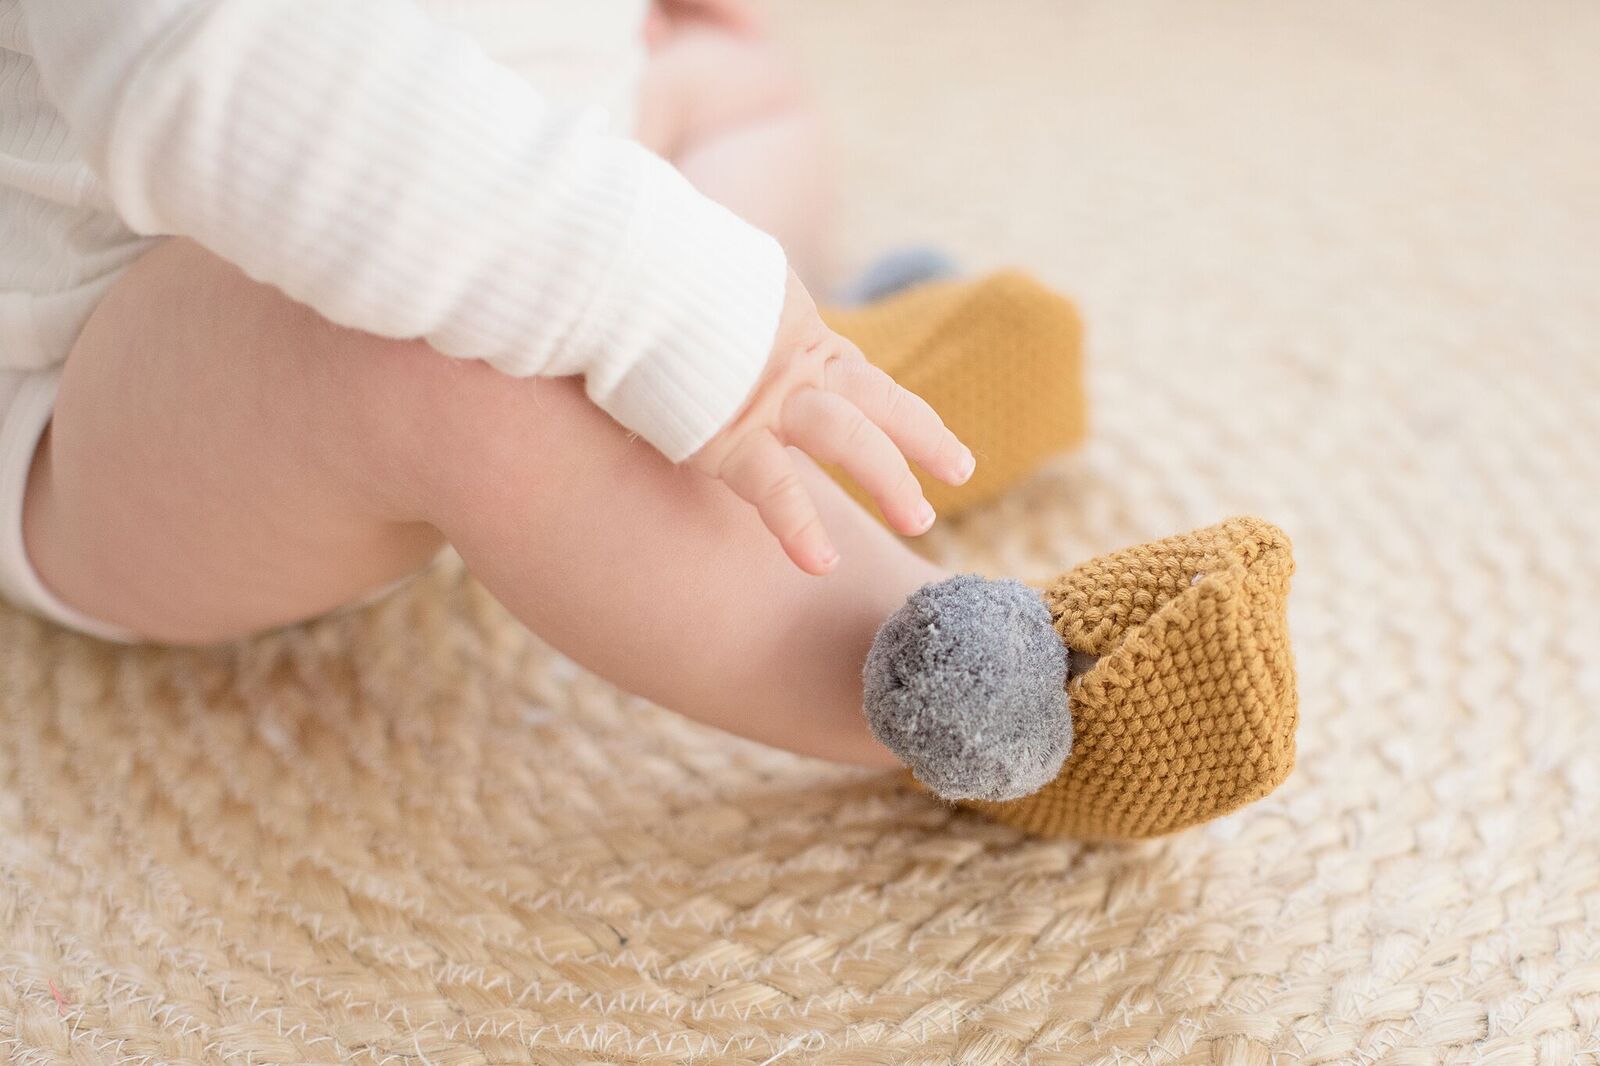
822,271,1087,518
863,517,1297,840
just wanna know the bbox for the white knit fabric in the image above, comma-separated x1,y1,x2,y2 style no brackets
0,0,788,463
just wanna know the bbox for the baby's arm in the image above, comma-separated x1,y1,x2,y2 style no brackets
25,0,972,569
24,0,781,463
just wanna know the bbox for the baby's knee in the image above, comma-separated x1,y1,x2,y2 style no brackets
636,26,813,154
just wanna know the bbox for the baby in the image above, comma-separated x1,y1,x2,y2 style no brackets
3,1,1299,825
1,0,1088,796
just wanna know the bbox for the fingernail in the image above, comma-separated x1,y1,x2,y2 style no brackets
818,546,840,571
915,500,936,531
956,449,976,483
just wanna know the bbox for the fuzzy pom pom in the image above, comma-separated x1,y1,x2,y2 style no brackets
864,574,1072,802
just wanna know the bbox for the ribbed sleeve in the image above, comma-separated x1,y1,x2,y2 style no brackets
20,0,787,460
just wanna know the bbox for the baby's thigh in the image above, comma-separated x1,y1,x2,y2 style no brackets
634,24,810,157
24,239,446,644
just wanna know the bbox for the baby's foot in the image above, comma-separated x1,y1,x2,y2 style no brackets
863,517,1298,839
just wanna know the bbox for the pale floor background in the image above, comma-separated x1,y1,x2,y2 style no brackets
2,1,1599,1062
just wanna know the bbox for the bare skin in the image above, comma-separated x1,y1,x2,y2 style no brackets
637,16,834,283
20,18,959,767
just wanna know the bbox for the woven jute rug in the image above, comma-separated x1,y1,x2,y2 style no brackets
4,2,1598,1062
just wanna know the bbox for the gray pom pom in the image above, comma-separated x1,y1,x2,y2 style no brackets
863,575,1072,802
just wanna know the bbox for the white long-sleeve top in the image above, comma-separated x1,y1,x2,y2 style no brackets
0,0,787,461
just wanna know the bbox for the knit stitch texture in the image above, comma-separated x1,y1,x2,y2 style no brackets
967,517,1298,838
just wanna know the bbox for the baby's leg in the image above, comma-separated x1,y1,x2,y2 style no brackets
24,239,942,765
635,26,832,282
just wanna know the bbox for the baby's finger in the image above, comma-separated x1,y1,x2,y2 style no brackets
824,355,974,486
719,429,838,575
782,389,933,537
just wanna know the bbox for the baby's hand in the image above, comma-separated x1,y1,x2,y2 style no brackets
689,270,975,575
